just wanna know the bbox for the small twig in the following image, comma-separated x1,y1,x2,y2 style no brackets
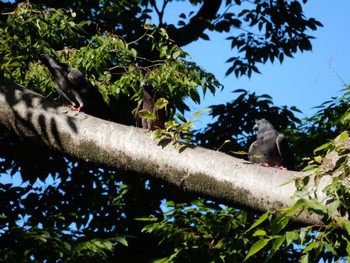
328,54,348,87
127,27,150,45
217,140,231,151
136,56,166,64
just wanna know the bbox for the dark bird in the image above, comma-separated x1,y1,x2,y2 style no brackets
39,54,111,120
248,119,294,170
136,79,167,130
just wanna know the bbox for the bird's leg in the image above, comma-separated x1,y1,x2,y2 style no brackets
274,166,287,170
64,104,83,112
259,163,287,170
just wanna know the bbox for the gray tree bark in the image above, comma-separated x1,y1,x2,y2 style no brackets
0,77,332,225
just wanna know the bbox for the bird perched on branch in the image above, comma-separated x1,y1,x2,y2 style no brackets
248,119,294,170
136,79,168,130
39,54,111,120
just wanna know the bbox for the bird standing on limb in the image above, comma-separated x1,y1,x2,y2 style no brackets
248,119,294,170
39,54,112,121
136,79,167,130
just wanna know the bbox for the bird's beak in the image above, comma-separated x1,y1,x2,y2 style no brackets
253,124,258,130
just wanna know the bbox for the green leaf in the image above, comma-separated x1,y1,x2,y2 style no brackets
344,222,350,236
135,217,158,222
299,228,309,245
151,129,163,140
244,238,270,261
246,212,269,232
303,199,327,216
346,239,350,256
313,141,334,154
286,199,304,217
62,241,72,251
231,150,247,155
270,214,289,234
166,200,175,207
114,236,128,247
328,199,340,213
191,199,205,207
129,48,137,58
303,241,321,253
300,253,309,263
175,113,187,123
267,236,285,260
193,108,210,117
286,230,299,247
314,155,323,163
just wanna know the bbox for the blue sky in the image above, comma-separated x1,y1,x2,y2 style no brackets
161,1,350,126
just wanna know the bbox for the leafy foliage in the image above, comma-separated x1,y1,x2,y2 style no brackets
139,200,259,262
152,109,210,149
2,0,322,78
224,0,322,77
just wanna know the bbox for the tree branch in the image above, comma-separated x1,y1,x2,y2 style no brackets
167,0,222,46
0,77,332,225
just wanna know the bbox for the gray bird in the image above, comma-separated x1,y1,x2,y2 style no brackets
136,79,167,130
39,54,111,120
248,119,294,170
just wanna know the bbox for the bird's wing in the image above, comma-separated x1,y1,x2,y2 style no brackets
55,84,78,107
248,141,256,158
248,141,264,162
66,67,107,108
135,100,143,128
66,68,87,86
276,133,289,160
136,99,143,113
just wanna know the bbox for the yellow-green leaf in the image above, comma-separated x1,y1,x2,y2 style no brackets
172,50,181,59
137,110,157,120
253,229,267,236
338,131,349,143
151,129,163,140
232,150,247,155
155,98,168,109
129,48,137,58
314,155,322,163
193,108,211,117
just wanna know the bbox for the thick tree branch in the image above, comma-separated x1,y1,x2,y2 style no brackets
0,77,332,225
166,0,222,46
